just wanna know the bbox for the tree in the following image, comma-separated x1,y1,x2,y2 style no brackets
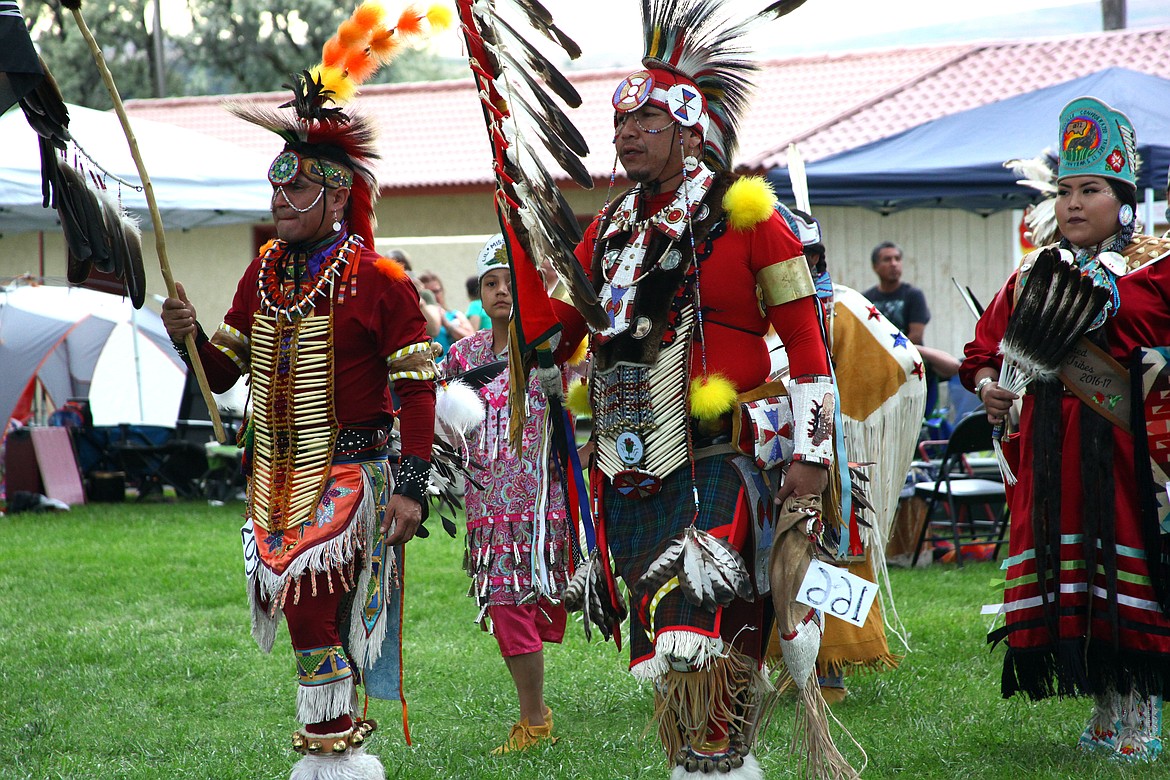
26,0,174,109
25,0,463,109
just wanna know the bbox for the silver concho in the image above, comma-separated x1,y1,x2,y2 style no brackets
660,248,682,270
632,316,652,340
615,431,645,466
604,249,621,265
695,204,709,221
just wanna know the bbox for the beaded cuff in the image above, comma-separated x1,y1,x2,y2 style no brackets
393,454,430,523
787,375,835,466
171,323,209,364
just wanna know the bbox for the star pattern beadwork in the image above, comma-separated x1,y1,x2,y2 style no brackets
891,331,909,348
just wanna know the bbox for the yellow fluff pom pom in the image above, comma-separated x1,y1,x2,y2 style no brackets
566,378,591,419
426,4,455,33
723,177,776,232
689,374,737,420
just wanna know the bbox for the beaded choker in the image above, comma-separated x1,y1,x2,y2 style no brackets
258,235,362,319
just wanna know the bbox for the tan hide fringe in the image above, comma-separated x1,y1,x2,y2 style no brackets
653,650,777,764
790,679,862,780
815,556,901,676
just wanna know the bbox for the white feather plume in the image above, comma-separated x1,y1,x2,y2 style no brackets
435,378,486,436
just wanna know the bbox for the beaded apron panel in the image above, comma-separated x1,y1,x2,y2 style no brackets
249,312,338,533
592,306,693,487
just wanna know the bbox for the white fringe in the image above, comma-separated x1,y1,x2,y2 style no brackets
296,675,358,725
247,469,382,664
531,411,554,597
248,576,281,653
840,383,923,652
347,542,394,670
289,746,385,780
630,631,727,681
347,470,392,670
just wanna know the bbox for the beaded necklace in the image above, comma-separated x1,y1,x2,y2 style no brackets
1061,222,1133,329
258,234,361,319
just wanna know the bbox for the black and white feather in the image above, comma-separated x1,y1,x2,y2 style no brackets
562,550,628,642
458,0,608,331
637,525,753,612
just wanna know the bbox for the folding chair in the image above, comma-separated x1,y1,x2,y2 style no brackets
911,412,1009,567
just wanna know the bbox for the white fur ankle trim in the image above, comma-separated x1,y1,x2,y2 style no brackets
289,747,385,780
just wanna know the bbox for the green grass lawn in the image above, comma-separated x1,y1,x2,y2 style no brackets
0,501,1163,780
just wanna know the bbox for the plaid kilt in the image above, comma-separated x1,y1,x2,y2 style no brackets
602,454,767,669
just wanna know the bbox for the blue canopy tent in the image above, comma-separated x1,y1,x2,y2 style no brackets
768,68,1170,214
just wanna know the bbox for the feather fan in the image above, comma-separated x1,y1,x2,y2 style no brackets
994,247,1109,482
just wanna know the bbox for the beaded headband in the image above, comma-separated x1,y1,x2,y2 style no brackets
268,149,354,189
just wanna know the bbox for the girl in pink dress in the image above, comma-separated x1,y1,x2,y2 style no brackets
442,235,572,754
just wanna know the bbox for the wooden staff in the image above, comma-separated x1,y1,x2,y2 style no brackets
67,6,226,443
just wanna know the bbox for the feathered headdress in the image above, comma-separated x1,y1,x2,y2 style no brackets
611,0,809,171
228,2,453,246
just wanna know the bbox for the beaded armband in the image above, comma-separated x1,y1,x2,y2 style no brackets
394,454,431,523
756,256,815,307
388,342,438,382
787,375,835,467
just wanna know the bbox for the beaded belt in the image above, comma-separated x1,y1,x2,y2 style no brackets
333,426,390,462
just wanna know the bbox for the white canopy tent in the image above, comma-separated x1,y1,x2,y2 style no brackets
0,283,186,429
0,103,273,234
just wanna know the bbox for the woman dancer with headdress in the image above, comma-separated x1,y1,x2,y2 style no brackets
964,96,1170,762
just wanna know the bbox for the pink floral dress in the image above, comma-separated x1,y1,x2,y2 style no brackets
444,330,571,613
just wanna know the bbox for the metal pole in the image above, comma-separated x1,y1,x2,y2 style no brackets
1101,0,1127,30
151,0,165,97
